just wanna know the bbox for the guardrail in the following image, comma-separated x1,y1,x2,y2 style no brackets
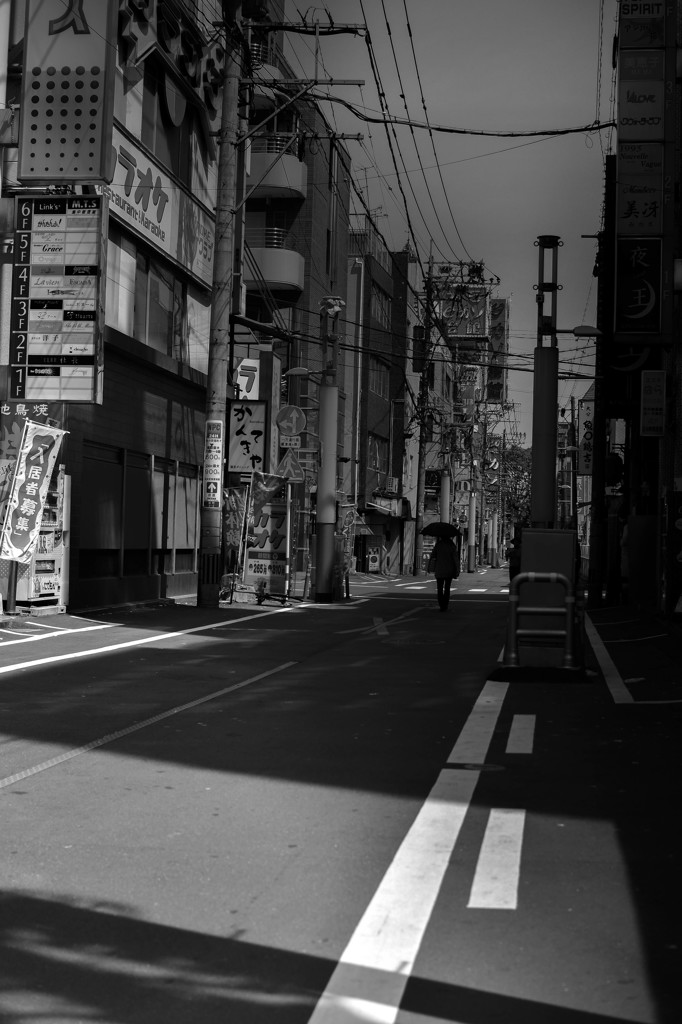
504,571,577,669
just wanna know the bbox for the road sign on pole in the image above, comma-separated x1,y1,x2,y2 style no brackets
276,448,306,482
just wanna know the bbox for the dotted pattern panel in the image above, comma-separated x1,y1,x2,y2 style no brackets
20,63,105,181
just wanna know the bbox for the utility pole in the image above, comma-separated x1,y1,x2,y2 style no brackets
315,296,344,602
413,255,434,576
197,3,242,608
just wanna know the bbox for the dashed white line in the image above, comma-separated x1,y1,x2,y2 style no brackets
468,808,526,910
506,714,536,754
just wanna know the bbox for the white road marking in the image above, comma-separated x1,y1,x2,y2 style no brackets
506,714,535,754
0,661,298,792
307,680,508,1024
0,622,115,648
0,606,295,676
467,808,526,910
338,607,422,636
584,615,633,704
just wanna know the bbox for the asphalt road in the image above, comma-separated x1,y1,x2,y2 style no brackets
0,568,679,1023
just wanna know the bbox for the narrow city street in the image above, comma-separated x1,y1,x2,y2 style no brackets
0,569,678,1024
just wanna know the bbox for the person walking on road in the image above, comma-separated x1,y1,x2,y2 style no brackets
428,535,460,611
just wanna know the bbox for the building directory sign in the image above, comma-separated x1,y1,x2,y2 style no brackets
10,195,106,404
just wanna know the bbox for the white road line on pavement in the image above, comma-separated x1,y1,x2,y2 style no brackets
0,606,294,676
0,622,115,648
338,607,422,636
467,808,526,910
307,679,508,1024
506,714,535,754
584,615,633,704
0,661,298,792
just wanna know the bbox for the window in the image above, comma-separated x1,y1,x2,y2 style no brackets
368,433,389,475
142,60,191,183
369,356,389,399
370,282,391,329
107,227,209,369
80,442,199,580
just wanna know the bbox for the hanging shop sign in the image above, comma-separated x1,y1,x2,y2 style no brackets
228,400,266,475
10,194,106,404
0,419,67,563
577,398,595,475
614,237,662,334
18,0,117,184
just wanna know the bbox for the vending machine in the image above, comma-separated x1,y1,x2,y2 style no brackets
15,467,70,612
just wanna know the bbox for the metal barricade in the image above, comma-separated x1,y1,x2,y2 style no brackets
504,571,576,669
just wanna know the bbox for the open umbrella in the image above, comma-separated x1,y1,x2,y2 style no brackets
421,521,459,538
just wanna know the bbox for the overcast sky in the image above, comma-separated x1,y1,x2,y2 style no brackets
283,0,619,441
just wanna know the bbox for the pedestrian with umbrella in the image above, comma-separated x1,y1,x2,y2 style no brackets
423,522,461,612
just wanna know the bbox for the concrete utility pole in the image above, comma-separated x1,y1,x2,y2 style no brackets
197,2,242,608
315,297,344,603
413,257,434,576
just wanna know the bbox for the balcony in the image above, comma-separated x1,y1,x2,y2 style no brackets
244,228,305,296
247,134,307,199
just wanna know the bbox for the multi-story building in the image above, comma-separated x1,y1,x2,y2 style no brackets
0,0,350,611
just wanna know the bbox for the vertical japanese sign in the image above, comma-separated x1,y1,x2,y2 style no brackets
202,420,223,510
228,400,266,474
577,397,595,475
10,195,106,403
640,369,665,436
614,237,662,333
245,472,288,596
19,0,117,184
615,2,669,344
0,419,67,563
222,485,248,571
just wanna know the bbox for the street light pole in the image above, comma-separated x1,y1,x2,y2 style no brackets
530,235,561,528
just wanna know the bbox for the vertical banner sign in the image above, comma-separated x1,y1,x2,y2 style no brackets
615,2,668,344
245,472,288,596
222,486,248,571
0,419,67,563
228,400,266,474
19,0,118,184
202,420,223,510
614,237,662,333
577,397,595,475
10,195,107,403
640,369,665,436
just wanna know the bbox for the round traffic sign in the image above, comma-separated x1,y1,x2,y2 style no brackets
276,405,307,436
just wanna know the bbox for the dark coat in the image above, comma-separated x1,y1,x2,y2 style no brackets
430,537,460,578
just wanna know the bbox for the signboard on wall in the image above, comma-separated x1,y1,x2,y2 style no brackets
18,0,117,184
99,126,214,287
9,194,106,403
